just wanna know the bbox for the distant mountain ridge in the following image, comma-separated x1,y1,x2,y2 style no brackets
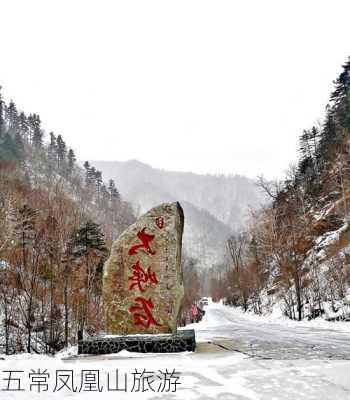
91,160,263,268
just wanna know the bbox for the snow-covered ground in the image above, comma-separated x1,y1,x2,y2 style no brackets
1,301,350,399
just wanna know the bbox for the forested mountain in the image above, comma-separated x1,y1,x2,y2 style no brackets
211,57,350,322
3,53,350,354
0,87,135,354
0,87,204,355
92,160,263,268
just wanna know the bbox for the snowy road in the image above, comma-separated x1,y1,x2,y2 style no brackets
196,303,350,360
1,302,350,399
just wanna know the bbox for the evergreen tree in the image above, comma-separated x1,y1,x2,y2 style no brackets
88,166,97,187
15,204,37,252
48,132,57,165
83,161,91,186
108,179,120,201
56,134,67,169
29,114,43,149
298,126,319,183
317,110,338,167
100,183,110,207
71,221,108,258
95,170,102,196
18,112,29,142
6,101,19,135
67,149,76,174
330,56,350,128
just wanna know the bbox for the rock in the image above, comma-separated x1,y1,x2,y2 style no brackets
103,202,184,335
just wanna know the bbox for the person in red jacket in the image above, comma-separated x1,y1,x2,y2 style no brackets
191,304,199,323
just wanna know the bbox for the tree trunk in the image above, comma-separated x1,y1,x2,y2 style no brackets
50,258,54,353
64,277,68,347
4,303,9,355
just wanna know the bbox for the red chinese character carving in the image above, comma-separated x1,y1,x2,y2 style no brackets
129,297,161,328
128,228,156,256
155,217,164,229
128,261,158,292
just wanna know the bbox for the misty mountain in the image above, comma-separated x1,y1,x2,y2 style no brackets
91,160,263,268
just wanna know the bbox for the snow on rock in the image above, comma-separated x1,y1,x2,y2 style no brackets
310,222,349,263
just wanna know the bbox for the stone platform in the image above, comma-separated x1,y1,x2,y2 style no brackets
78,329,196,355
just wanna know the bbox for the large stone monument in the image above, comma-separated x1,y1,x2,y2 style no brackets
78,202,195,354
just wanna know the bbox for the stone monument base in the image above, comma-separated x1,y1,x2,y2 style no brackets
78,329,196,355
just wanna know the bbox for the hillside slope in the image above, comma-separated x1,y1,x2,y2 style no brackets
210,57,350,322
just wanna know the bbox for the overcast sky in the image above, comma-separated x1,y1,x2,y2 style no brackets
1,1,350,179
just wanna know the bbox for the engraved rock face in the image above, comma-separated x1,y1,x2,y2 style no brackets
103,202,184,335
